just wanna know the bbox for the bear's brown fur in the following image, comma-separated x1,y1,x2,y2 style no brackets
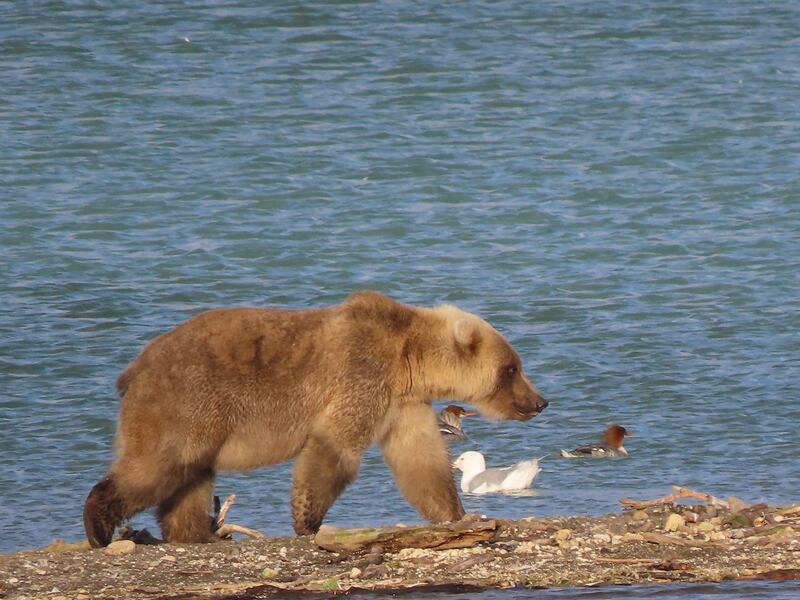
84,291,547,547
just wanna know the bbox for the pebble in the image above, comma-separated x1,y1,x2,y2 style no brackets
363,564,389,578
104,540,136,556
683,510,700,523
557,540,574,551
728,513,751,529
631,511,649,522
729,529,746,539
516,541,537,553
553,529,571,541
665,514,685,532
763,525,794,539
592,533,611,544
279,546,288,558
161,555,177,562
697,521,715,533
727,496,749,513
261,567,279,579
349,567,362,579
396,547,433,559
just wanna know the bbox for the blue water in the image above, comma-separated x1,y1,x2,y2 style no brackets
348,581,800,599
1,2,798,597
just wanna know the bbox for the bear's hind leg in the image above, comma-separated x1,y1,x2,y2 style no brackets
291,435,361,535
157,467,217,543
84,466,165,548
84,474,129,548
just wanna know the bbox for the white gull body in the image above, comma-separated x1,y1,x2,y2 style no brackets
453,451,542,494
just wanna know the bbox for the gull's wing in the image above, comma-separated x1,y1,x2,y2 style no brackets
466,462,540,493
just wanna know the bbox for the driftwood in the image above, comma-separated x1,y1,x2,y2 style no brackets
739,569,800,581
313,520,499,554
620,485,730,510
778,505,800,516
115,494,265,544
213,494,265,540
640,531,728,548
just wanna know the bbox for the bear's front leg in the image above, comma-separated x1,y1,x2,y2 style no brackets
291,434,361,535
381,403,465,523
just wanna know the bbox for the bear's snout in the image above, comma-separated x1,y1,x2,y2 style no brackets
512,393,548,421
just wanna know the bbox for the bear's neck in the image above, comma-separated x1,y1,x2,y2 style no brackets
402,308,468,404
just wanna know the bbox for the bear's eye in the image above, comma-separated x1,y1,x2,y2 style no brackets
506,365,518,377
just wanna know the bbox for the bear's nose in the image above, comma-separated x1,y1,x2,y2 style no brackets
535,396,548,412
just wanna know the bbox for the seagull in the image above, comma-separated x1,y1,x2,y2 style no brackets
437,405,476,441
559,424,631,458
453,450,543,494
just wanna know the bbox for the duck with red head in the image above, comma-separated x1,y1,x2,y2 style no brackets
437,405,476,441
559,424,631,458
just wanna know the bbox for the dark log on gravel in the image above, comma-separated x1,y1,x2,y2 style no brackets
313,519,499,553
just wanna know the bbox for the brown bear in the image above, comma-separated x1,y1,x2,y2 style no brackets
83,290,547,547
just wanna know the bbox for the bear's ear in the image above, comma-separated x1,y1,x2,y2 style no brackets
454,318,481,353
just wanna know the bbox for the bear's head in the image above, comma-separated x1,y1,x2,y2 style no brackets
439,307,548,421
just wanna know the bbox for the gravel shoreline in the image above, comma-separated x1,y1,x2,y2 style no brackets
2,500,799,599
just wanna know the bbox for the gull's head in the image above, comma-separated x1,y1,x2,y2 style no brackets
452,450,486,473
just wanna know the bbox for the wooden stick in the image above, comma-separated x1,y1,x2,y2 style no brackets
217,494,236,526
640,532,729,548
619,486,729,510
216,523,265,539
670,486,729,508
777,505,800,516
593,557,658,564
620,492,685,509
211,493,264,539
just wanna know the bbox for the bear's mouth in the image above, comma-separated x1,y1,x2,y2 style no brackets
512,399,547,421
515,409,539,421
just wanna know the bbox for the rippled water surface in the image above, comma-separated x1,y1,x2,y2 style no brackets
271,581,800,600
337,580,800,599
1,5,798,594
